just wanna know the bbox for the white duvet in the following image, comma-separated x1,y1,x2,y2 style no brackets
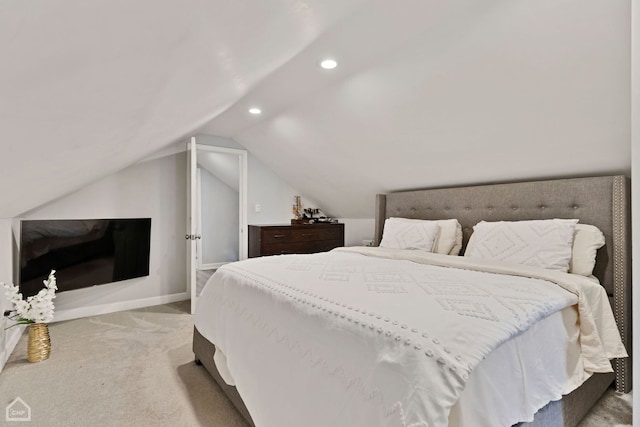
194,247,626,427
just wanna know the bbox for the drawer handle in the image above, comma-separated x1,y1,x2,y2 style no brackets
273,234,286,238
300,233,312,237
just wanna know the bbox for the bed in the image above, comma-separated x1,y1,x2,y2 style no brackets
193,175,631,426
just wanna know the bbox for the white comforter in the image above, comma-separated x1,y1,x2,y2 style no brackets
194,248,626,427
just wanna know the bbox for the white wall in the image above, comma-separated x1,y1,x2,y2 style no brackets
195,134,316,225
0,219,25,372
18,152,188,320
0,220,12,308
199,167,239,264
339,218,375,247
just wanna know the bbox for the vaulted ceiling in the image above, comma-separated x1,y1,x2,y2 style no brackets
1,0,631,219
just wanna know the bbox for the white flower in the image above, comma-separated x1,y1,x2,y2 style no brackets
15,300,29,316
2,270,57,325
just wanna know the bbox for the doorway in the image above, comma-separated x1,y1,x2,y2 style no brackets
187,138,247,313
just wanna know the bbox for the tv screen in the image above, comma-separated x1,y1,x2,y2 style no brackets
19,218,151,297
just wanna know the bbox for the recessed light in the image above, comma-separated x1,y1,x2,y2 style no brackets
248,107,262,115
320,59,338,70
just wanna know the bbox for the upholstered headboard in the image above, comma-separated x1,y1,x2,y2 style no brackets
373,175,631,392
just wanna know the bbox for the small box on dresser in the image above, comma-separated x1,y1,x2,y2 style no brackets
248,223,345,258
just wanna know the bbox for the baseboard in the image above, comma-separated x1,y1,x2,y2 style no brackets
0,324,26,373
52,292,190,323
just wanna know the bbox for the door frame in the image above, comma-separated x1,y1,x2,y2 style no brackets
187,139,248,314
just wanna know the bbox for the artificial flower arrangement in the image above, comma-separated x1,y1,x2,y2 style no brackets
2,270,57,326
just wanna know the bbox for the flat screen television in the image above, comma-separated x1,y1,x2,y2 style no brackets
19,218,151,297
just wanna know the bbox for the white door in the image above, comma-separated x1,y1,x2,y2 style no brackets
188,139,247,314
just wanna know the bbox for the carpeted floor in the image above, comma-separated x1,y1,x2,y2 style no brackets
0,302,632,426
0,302,245,427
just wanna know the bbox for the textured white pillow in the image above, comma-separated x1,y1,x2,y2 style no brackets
447,220,464,256
380,218,440,252
465,219,579,272
569,224,605,276
385,218,462,254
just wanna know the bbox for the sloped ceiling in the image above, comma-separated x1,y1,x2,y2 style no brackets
0,0,368,218
1,0,631,219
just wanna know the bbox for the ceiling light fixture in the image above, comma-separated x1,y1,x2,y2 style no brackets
248,107,262,115
320,59,338,70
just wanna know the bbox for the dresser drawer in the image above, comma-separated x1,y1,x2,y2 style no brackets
290,227,342,242
260,227,293,244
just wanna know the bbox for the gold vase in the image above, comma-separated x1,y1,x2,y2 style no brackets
27,323,51,363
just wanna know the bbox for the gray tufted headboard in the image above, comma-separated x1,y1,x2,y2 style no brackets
373,175,631,392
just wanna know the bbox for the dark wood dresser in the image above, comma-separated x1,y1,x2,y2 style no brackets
248,223,345,258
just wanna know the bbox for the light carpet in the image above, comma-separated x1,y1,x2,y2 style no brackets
0,302,631,426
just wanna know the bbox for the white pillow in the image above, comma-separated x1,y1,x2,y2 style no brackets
465,219,579,272
446,220,464,256
569,224,605,276
379,218,440,252
384,218,463,254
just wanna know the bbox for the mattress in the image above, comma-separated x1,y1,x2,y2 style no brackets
194,248,625,427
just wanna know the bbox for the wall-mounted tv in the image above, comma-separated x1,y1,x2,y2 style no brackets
19,218,151,297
